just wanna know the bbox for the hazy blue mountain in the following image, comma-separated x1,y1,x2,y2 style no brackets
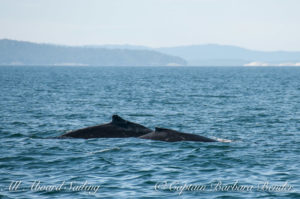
2,40,300,66
83,43,300,66
157,44,300,66
84,44,151,50
0,39,186,66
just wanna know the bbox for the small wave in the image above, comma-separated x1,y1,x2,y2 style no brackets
128,114,154,117
88,147,120,154
189,94,237,98
8,133,24,138
213,137,233,143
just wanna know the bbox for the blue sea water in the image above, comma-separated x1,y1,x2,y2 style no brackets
0,66,299,198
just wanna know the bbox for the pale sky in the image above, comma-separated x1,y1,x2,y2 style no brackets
1,0,300,51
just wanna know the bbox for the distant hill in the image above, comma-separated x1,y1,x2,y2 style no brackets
84,44,150,50
157,44,300,66
0,39,186,66
82,43,300,66
2,40,300,66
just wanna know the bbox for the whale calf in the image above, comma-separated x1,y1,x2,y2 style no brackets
58,115,152,139
139,127,217,142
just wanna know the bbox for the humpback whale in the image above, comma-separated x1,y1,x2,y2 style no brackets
139,127,217,142
58,115,152,139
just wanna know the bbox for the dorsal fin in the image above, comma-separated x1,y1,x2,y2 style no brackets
155,127,169,132
112,115,126,123
155,127,181,134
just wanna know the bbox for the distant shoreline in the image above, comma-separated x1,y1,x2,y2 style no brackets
1,39,300,67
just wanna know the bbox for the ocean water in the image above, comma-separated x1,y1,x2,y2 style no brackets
0,66,299,198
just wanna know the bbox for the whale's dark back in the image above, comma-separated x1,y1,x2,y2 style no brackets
58,115,152,139
139,127,217,142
